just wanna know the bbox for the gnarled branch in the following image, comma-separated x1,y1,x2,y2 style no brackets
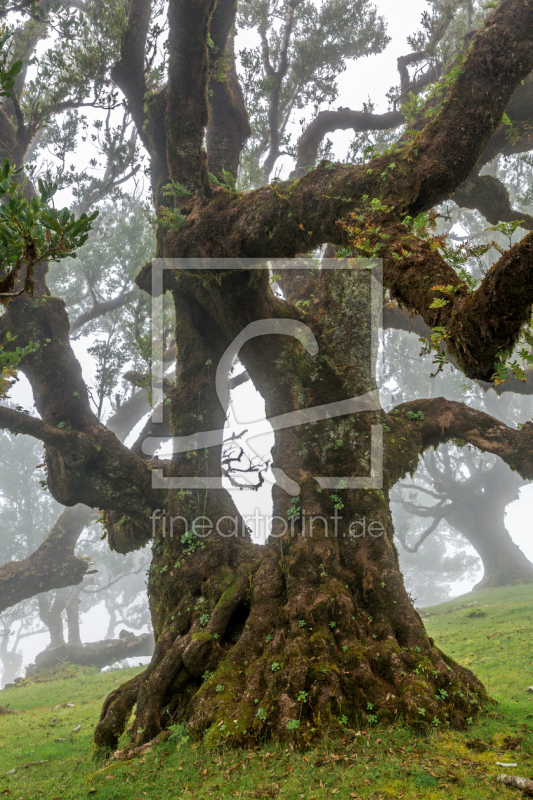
453,174,533,229
25,630,154,675
294,109,403,177
144,0,533,264
0,505,92,615
387,397,533,490
70,289,139,334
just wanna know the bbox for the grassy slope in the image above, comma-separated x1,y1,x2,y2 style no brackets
1,584,532,800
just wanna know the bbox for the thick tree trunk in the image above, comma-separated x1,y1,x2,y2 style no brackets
96,496,485,752
206,34,250,183
463,517,533,590
3,0,533,760
430,459,533,589
396,455,533,589
94,267,486,753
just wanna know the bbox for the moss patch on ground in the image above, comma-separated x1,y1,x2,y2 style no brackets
1,583,533,799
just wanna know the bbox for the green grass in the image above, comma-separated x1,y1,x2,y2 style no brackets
1,583,533,799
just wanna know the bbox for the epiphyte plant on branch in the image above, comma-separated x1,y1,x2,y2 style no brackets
0,156,98,394
3,0,533,757
0,30,98,396
0,161,98,303
0,32,98,304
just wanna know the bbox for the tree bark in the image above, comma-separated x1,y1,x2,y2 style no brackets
206,46,251,182
94,269,489,753
206,4,250,182
91,0,533,752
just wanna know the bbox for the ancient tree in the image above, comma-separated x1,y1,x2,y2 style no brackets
3,0,533,752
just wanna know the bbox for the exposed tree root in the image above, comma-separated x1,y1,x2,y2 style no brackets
105,731,171,764
94,528,486,755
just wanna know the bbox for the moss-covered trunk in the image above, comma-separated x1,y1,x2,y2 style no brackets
95,265,486,753
96,503,484,752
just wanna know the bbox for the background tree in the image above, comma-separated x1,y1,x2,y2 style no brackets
0,420,153,685
392,509,480,608
394,446,533,589
237,0,389,186
380,323,533,591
